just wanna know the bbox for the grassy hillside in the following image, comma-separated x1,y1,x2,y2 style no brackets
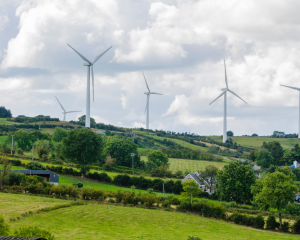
2,193,297,240
0,135,7,144
145,134,208,151
141,156,228,173
212,136,300,150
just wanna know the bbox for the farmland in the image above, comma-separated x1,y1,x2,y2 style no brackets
211,136,300,150
1,193,298,240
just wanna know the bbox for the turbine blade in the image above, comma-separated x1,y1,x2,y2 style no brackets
55,96,66,112
150,92,162,95
224,60,228,88
209,91,225,105
280,84,300,91
63,113,66,121
65,111,82,113
228,89,247,104
93,46,112,64
142,72,150,92
67,44,92,64
91,65,94,102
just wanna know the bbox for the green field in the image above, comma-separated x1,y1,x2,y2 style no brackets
2,193,298,240
141,156,228,173
212,136,300,150
0,135,7,144
0,118,17,125
145,134,208,151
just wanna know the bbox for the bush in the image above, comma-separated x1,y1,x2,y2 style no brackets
285,202,300,216
108,198,115,203
254,215,265,229
293,218,300,233
0,215,10,236
16,148,23,155
281,221,290,232
266,215,279,230
26,162,47,170
162,200,170,208
177,201,192,212
14,226,55,240
5,171,23,186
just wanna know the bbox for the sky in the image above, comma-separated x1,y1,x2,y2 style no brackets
0,0,300,136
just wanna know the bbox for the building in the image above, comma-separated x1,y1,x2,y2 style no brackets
182,171,211,193
13,170,59,185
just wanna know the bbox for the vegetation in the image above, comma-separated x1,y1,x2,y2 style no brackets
0,106,12,118
181,179,202,204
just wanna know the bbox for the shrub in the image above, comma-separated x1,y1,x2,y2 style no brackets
177,201,192,212
266,215,279,230
293,218,300,233
26,162,46,170
5,171,23,186
14,226,55,240
162,200,170,208
281,221,290,232
108,198,115,203
0,215,10,236
144,194,156,208
187,237,201,240
254,215,265,229
16,148,23,155
285,202,300,216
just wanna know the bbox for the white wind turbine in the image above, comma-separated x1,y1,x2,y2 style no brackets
142,72,162,130
55,96,81,121
67,44,112,128
209,60,247,143
280,84,300,138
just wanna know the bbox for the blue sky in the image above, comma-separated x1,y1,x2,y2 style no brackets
1,0,300,136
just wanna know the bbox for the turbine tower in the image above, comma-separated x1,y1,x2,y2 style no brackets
67,44,112,128
142,72,162,130
209,60,247,143
280,84,300,138
55,96,81,121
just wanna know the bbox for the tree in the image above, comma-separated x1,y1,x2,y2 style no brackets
281,150,294,165
62,128,104,176
0,215,10,236
147,150,169,167
199,165,218,193
252,133,258,137
0,106,12,118
255,149,274,168
227,131,234,136
52,127,67,142
248,150,257,161
252,171,298,229
0,156,12,190
216,161,256,203
261,141,284,165
78,115,96,128
35,140,53,158
181,179,202,204
105,136,143,168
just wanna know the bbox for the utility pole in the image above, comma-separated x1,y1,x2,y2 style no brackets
128,131,135,140
11,135,15,155
31,144,35,162
130,153,136,176
163,182,165,196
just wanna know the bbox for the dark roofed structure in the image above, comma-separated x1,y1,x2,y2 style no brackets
13,170,59,185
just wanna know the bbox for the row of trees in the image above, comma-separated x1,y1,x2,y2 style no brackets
0,106,12,118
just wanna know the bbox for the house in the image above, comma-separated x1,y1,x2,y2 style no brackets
292,161,300,168
182,171,210,193
13,170,59,185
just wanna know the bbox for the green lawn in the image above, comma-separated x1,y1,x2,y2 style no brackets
212,136,300,150
0,135,7,144
3,196,297,240
0,192,71,221
0,118,18,125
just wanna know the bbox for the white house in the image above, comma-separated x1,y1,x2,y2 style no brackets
182,171,211,193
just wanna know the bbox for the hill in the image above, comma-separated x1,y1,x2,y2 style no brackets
210,136,300,150
2,193,298,240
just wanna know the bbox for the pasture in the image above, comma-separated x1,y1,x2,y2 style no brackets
211,136,300,150
141,156,228,173
0,135,7,144
2,193,298,240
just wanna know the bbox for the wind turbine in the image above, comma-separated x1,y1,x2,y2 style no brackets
280,84,300,138
55,96,81,121
142,72,162,130
209,60,247,143
67,44,112,128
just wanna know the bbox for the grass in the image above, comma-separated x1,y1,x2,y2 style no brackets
2,195,297,240
145,134,208,151
0,118,18,125
141,156,228,173
0,135,7,144
0,192,71,221
212,136,300,150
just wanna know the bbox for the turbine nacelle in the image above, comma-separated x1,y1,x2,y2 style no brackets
83,63,91,66
221,88,228,91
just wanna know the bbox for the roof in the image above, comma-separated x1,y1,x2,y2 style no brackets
0,237,47,240
13,170,59,183
189,173,204,185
